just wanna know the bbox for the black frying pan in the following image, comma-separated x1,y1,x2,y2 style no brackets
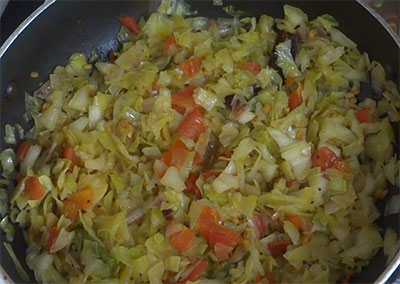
0,0,399,283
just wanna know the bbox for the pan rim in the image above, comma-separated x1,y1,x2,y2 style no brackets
0,0,56,59
0,0,399,283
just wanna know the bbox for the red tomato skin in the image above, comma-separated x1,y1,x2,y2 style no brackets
161,139,190,168
46,225,58,253
254,213,266,238
185,172,202,199
355,107,370,123
311,146,339,171
241,61,261,75
288,90,303,110
165,35,178,55
195,206,240,249
119,16,139,34
25,176,46,200
170,226,195,252
177,108,205,141
63,146,77,172
184,260,208,282
171,85,196,115
180,57,204,77
268,241,291,257
16,141,31,163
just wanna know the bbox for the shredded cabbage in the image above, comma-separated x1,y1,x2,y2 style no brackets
2,2,399,283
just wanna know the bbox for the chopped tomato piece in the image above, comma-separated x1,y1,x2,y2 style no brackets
355,107,370,123
311,146,352,173
25,176,46,200
202,171,221,179
16,141,31,163
185,172,202,199
46,224,58,253
254,213,266,238
241,61,261,75
108,51,116,63
17,173,24,184
153,159,168,178
119,16,140,34
63,200,80,222
170,225,195,252
195,205,220,227
334,160,353,173
161,139,190,168
183,259,208,282
193,152,203,165
73,186,94,210
214,243,234,261
302,231,313,244
165,35,178,55
177,107,205,141
268,241,291,257
265,272,276,284
201,223,241,248
196,206,240,248
285,77,298,85
311,146,339,171
286,179,295,187
341,269,354,284
180,57,204,77
285,215,305,231
63,146,77,172
288,90,303,110
171,85,197,115
150,79,159,97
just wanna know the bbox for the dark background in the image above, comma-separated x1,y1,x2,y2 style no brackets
1,1,44,45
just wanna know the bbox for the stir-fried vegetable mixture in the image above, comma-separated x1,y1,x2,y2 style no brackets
1,1,400,283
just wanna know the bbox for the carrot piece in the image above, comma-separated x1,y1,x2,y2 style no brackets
119,16,140,34
180,57,204,77
16,141,31,163
25,176,46,200
241,61,261,75
355,107,370,123
177,107,205,141
73,186,94,210
63,146,77,173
